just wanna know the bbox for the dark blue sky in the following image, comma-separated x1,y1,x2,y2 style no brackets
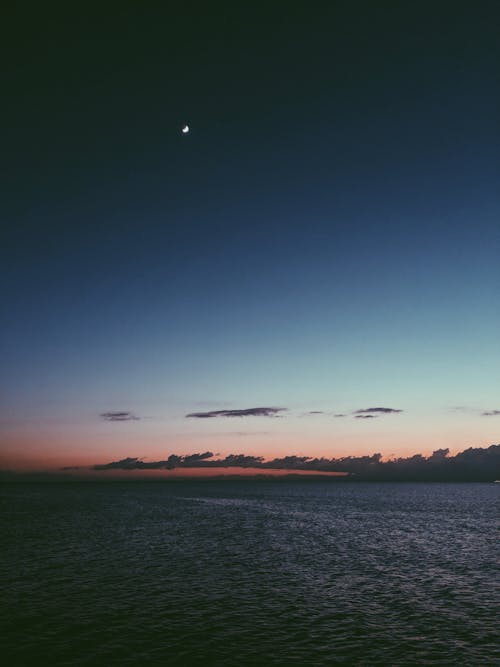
1,2,499,468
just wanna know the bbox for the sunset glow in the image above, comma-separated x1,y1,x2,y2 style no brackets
1,3,498,476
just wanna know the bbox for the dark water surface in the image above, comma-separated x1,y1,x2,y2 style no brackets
1,481,498,665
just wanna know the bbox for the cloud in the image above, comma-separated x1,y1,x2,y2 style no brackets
220,454,265,467
186,407,286,418
92,453,264,470
83,445,500,480
182,452,214,464
94,457,168,470
450,406,500,416
355,414,378,419
353,407,403,415
86,445,500,480
334,414,346,418
100,411,140,422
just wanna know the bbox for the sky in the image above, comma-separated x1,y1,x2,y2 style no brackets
1,2,499,472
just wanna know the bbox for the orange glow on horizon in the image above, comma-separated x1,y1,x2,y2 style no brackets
1,426,495,473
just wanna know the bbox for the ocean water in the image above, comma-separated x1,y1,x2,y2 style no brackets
1,480,498,666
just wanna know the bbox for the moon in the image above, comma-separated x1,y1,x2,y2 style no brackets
181,124,190,134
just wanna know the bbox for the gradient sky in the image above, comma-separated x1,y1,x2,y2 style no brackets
1,3,499,471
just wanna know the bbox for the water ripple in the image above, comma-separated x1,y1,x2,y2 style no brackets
1,481,498,665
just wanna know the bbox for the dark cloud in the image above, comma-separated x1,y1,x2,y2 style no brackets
429,448,449,459
355,414,378,419
86,445,500,481
91,453,265,470
100,411,140,422
482,410,500,416
94,457,169,470
353,407,403,415
334,414,346,418
182,452,214,465
220,454,265,467
93,454,216,470
186,407,286,418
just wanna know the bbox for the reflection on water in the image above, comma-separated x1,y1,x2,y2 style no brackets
1,481,498,665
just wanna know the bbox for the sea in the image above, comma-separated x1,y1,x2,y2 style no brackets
1,480,498,666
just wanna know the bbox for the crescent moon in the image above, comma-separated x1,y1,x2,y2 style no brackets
181,125,190,134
